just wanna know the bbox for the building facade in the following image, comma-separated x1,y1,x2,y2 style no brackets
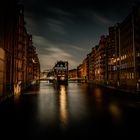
68,69,77,80
0,1,40,99
0,0,18,97
119,5,140,89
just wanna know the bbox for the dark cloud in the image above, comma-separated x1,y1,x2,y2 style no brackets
23,0,139,70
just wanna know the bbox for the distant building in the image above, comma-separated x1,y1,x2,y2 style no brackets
53,60,68,84
82,57,88,80
68,69,77,80
94,35,107,83
77,64,83,79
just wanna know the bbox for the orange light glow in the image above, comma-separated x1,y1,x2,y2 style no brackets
59,85,68,128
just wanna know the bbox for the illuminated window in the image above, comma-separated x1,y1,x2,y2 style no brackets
127,73,129,79
136,53,140,57
132,73,134,79
124,55,126,59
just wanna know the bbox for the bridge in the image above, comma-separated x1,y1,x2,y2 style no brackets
40,77,87,83
40,76,55,81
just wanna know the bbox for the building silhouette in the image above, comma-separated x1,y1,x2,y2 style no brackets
0,1,40,101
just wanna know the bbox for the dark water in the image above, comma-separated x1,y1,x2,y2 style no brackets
0,81,140,139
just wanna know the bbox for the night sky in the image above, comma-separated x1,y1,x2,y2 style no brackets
23,0,137,71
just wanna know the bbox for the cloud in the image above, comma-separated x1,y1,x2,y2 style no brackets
71,46,86,52
45,47,72,58
32,35,82,71
25,13,67,36
47,7,74,17
92,12,114,25
45,18,66,34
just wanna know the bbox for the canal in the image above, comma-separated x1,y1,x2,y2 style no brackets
0,81,140,139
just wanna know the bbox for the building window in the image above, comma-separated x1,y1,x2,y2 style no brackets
132,73,134,79
130,73,131,79
137,53,140,57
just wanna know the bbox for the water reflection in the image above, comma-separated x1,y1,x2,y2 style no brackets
109,102,122,122
37,82,56,126
23,82,40,95
67,83,89,122
94,88,103,105
58,85,68,129
22,82,127,135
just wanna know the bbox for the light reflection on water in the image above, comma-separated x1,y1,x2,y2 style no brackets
1,81,140,138
94,88,103,105
37,83,57,126
59,85,68,129
67,83,89,122
35,82,90,128
109,102,122,121
24,81,124,131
